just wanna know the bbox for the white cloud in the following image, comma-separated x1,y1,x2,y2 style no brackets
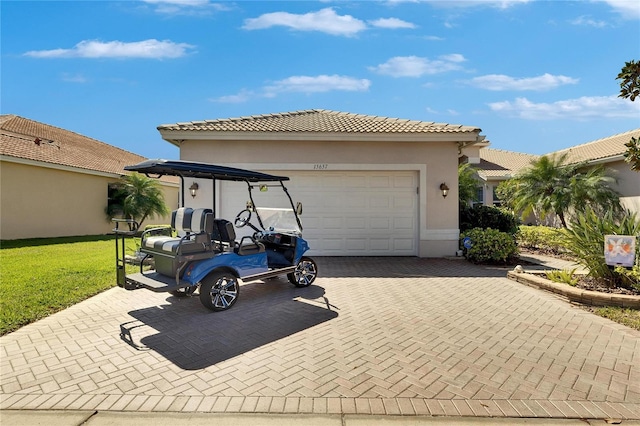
569,15,608,27
213,75,371,102
211,90,254,104
24,39,195,59
595,0,640,19
393,0,532,9
264,75,371,95
468,73,579,91
61,73,88,83
487,95,640,120
369,54,466,77
242,8,367,36
142,0,231,15
368,17,417,29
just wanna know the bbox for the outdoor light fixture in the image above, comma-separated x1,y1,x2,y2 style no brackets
189,182,199,198
439,182,449,198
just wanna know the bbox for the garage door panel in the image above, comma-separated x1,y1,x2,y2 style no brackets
220,170,418,256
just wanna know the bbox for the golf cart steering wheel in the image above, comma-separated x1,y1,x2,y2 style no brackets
235,209,262,237
235,209,252,228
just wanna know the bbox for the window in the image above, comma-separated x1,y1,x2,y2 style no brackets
473,186,484,207
492,187,502,207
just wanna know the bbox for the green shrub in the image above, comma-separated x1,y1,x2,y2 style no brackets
460,205,520,235
564,209,640,287
545,268,579,286
614,266,640,291
461,227,518,264
517,225,568,254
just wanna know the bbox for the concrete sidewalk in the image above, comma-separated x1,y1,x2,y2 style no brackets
3,410,640,425
2,257,639,424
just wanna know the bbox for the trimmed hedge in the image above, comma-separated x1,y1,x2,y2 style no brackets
460,205,520,235
461,227,518,264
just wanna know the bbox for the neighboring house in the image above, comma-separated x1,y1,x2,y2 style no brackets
0,115,178,240
157,109,488,257
551,129,640,215
470,128,640,218
473,148,540,207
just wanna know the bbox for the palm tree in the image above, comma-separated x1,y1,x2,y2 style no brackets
458,163,479,206
511,153,621,228
107,173,168,229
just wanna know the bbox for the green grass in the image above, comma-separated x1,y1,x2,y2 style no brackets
588,307,640,331
0,235,138,335
1,236,639,335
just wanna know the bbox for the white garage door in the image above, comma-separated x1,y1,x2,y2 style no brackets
219,171,418,256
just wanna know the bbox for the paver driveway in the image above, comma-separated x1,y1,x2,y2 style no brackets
1,257,639,419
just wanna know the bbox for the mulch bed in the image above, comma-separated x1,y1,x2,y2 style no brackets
520,249,640,296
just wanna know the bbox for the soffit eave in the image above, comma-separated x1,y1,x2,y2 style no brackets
159,130,484,145
1,155,180,187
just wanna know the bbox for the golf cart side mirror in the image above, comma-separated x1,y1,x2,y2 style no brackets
296,202,303,215
246,201,254,212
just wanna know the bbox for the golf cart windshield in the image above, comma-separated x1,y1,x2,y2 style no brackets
257,207,302,235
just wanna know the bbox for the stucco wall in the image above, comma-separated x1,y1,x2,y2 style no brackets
179,139,461,257
609,160,640,216
0,161,178,240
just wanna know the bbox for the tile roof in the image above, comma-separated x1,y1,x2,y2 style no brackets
475,148,540,180
550,128,640,165
0,114,148,176
158,109,482,134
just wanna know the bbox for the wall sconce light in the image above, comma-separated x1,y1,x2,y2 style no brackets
189,182,199,198
439,182,449,198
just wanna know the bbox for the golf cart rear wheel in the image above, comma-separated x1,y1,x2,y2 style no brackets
199,271,240,311
288,257,317,287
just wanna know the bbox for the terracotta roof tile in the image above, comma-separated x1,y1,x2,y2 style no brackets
0,114,171,180
475,148,540,179
550,128,640,165
158,109,481,134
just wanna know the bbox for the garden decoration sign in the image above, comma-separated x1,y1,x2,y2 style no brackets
604,235,637,268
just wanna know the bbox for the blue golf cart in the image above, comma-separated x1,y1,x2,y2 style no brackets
113,159,317,311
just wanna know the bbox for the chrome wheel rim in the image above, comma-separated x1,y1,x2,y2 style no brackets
210,277,238,309
294,260,316,286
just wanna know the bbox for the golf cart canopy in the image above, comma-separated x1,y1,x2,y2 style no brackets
124,159,289,182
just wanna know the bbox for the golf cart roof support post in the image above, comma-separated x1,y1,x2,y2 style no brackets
280,181,303,232
245,180,266,230
180,175,185,207
212,177,216,217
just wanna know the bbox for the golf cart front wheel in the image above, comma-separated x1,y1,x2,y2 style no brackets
288,257,317,287
199,271,240,311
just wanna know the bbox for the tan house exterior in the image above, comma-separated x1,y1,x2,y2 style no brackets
470,129,640,218
0,115,178,240
552,129,640,215
158,110,487,258
473,148,540,207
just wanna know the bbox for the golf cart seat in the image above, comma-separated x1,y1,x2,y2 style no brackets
142,207,214,256
213,218,265,255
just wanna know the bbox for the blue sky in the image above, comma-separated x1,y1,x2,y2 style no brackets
2,0,639,160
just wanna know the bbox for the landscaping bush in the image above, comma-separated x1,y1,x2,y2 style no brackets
461,227,518,264
517,225,568,255
563,209,640,288
460,205,520,235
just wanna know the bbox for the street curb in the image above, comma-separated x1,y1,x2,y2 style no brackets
507,271,640,308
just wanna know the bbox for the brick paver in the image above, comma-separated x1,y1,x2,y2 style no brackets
1,258,639,419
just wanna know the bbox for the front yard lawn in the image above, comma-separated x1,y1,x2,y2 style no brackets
0,235,136,335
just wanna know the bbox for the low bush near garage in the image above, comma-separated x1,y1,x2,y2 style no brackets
460,205,520,235
0,235,137,335
461,227,518,264
517,225,568,255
